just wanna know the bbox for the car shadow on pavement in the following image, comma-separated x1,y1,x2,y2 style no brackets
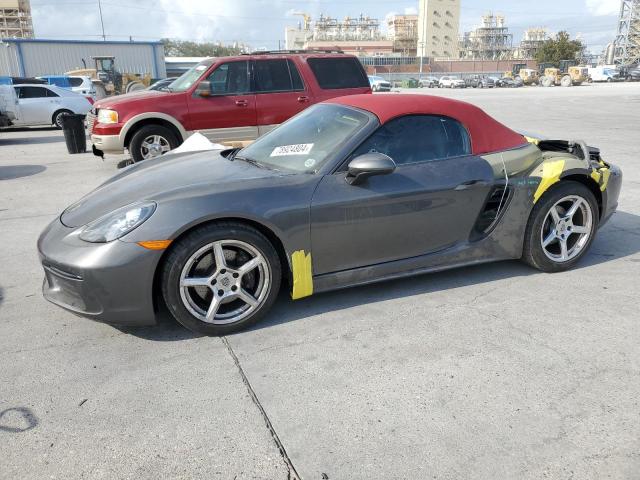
0,165,47,180
0,135,65,146
121,210,640,340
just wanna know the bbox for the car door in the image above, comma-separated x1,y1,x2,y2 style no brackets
310,114,495,275
14,86,53,125
252,58,313,136
186,60,258,142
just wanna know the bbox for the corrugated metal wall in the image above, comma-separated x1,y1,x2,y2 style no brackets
0,40,166,78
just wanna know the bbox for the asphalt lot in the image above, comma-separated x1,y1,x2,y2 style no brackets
1,82,639,479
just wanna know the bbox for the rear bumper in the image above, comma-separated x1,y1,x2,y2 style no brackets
91,133,124,155
600,163,622,227
37,218,161,327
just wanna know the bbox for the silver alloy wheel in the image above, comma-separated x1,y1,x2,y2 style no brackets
179,240,270,325
540,194,593,263
140,134,171,159
55,111,69,128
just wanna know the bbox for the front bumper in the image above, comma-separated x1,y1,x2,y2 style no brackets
91,133,124,155
37,218,162,326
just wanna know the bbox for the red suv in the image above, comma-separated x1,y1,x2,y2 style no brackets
88,51,371,162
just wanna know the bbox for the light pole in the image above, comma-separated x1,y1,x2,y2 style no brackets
418,41,424,80
98,0,106,41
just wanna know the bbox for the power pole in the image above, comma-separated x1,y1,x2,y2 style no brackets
98,0,106,41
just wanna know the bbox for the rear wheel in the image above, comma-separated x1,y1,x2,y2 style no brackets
522,182,598,272
541,76,552,87
129,124,180,162
561,75,573,87
162,222,281,335
53,109,73,129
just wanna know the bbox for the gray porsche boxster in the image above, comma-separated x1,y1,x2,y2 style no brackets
38,94,622,335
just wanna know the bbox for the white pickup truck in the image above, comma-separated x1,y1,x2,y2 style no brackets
0,84,92,129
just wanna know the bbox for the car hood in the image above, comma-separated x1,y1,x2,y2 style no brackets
93,89,168,110
60,150,285,228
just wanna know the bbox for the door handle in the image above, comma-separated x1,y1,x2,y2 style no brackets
297,95,310,103
235,100,248,107
454,179,489,190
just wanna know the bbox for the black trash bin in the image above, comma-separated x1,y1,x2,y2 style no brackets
60,114,87,154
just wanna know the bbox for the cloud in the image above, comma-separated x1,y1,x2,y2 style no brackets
585,0,620,16
404,7,418,15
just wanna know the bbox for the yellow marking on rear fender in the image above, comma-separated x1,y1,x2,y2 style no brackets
533,159,565,203
525,136,540,145
291,250,313,300
600,168,610,191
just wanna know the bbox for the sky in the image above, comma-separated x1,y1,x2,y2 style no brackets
29,0,623,53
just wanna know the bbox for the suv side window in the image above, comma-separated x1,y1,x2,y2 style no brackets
307,57,369,89
69,77,84,87
254,59,304,93
16,86,48,99
206,60,250,95
351,115,471,166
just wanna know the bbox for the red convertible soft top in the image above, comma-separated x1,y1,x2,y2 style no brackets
328,94,528,155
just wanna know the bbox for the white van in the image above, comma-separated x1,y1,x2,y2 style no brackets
588,66,622,82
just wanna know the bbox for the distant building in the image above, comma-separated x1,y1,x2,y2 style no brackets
460,14,513,60
513,27,548,60
387,14,418,55
284,26,311,50
305,40,393,57
0,0,33,38
417,0,460,58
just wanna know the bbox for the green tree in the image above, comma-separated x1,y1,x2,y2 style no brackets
161,39,245,57
535,31,585,66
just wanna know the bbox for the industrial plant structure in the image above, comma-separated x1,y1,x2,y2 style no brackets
0,0,33,38
613,0,640,66
387,14,419,56
417,0,460,58
460,14,513,60
514,27,548,60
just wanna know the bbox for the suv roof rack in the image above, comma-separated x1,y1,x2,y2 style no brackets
244,49,345,55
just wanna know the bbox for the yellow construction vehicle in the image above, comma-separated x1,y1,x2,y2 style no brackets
518,68,539,85
539,65,589,87
66,56,151,98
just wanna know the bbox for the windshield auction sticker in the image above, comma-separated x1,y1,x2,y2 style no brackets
270,144,314,156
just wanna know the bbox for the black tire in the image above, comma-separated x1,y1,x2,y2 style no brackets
522,181,599,272
129,124,180,162
53,109,72,129
161,222,282,335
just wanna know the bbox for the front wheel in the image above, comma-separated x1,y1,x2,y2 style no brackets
129,124,180,162
522,182,599,272
161,222,281,335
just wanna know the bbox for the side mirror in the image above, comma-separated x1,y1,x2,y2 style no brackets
346,152,396,185
195,81,211,97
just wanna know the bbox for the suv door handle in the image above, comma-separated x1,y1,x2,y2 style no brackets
235,100,248,107
297,95,310,103
454,179,489,190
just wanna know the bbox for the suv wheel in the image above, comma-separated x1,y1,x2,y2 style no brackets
129,125,179,162
53,109,72,129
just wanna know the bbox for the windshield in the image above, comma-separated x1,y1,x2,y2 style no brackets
237,104,372,173
168,59,214,92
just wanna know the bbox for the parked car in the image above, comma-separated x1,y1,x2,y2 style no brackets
622,65,640,81
439,76,466,88
68,75,97,99
418,76,439,88
89,52,371,162
148,78,178,91
497,77,522,88
368,75,391,92
38,94,621,335
465,75,495,88
0,84,92,129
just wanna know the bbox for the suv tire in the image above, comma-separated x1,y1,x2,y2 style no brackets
129,124,180,162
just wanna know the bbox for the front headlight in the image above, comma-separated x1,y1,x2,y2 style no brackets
79,202,156,243
97,108,118,124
